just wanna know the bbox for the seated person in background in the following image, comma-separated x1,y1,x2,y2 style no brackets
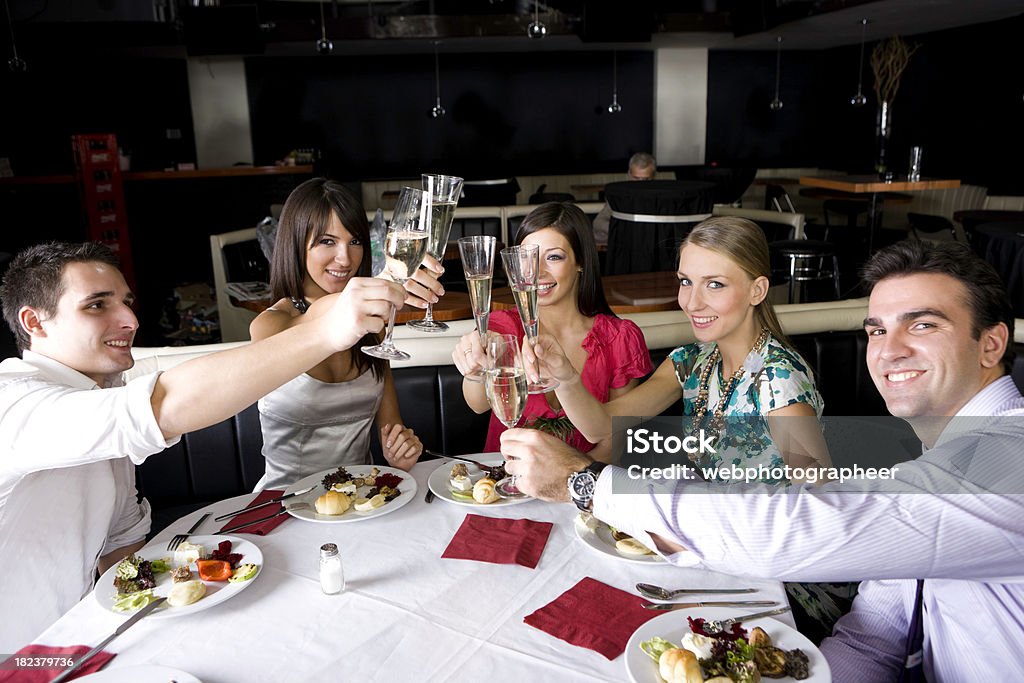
591,152,657,246
529,216,829,480
504,240,1024,681
0,240,414,649
252,178,424,490
452,202,651,461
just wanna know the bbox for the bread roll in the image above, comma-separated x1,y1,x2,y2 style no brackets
315,490,351,515
615,536,655,556
658,648,703,683
167,580,206,607
473,477,500,504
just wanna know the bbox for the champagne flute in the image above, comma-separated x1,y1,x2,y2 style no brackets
457,235,496,382
408,173,464,333
500,244,559,393
485,334,529,499
362,186,430,361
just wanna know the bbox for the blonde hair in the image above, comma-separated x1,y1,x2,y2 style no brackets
680,216,789,346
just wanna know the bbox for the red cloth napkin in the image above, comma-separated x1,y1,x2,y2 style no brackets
524,577,661,660
441,514,553,568
0,644,115,682
218,489,291,535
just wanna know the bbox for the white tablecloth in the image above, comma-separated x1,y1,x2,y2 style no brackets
33,460,792,682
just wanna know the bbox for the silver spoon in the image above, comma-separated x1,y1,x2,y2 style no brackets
636,582,757,601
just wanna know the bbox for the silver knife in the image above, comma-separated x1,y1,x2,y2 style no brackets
50,597,167,683
643,600,778,611
213,485,316,522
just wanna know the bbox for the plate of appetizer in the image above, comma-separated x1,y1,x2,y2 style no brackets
426,455,532,507
573,512,686,565
625,606,830,683
283,465,417,523
78,665,201,682
93,535,261,617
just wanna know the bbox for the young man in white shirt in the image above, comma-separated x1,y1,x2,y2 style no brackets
503,240,1024,681
0,241,429,649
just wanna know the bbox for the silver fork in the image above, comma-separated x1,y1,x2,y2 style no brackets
702,606,792,635
167,512,211,552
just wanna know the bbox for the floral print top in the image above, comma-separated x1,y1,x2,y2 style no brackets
668,334,823,481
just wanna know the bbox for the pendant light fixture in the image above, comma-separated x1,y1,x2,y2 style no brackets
316,2,333,55
607,50,622,113
769,35,783,111
430,41,446,119
527,0,547,39
850,19,869,106
4,0,26,72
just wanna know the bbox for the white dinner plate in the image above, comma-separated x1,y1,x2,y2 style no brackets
427,455,532,507
283,465,417,523
573,512,686,565
625,606,831,683
78,665,201,682
93,535,262,618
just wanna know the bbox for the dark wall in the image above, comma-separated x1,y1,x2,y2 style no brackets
245,51,655,179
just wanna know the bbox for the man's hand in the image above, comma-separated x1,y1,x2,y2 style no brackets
521,333,578,385
381,423,422,471
402,254,445,309
324,277,406,351
501,428,591,502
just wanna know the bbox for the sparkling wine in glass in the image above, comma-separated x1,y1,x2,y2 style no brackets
500,244,559,393
362,187,429,361
486,334,529,499
408,173,464,333
457,235,496,382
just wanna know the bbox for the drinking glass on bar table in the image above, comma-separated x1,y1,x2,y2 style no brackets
500,244,559,393
458,235,496,382
408,173,464,333
362,186,430,361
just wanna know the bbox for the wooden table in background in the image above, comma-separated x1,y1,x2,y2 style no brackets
493,271,679,315
230,292,473,324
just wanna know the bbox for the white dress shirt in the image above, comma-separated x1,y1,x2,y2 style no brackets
0,351,178,650
593,375,1024,682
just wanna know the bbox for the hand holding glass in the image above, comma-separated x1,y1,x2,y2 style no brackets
408,173,464,333
500,244,559,393
361,187,429,361
486,334,529,499
458,235,496,382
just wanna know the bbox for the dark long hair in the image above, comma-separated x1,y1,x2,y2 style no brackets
515,202,614,318
270,177,383,379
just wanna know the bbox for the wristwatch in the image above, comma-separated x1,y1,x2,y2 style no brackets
568,461,607,512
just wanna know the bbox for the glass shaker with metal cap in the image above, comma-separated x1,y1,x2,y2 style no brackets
319,543,344,595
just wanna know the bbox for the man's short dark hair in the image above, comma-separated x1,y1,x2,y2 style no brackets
861,240,1015,374
0,242,120,353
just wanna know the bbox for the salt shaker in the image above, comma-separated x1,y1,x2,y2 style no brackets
319,543,344,595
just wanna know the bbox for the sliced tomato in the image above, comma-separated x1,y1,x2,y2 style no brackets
196,559,233,582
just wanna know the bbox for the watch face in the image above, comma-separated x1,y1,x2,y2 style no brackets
571,472,596,500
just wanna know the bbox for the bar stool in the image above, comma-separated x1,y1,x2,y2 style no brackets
769,240,841,304
823,199,869,242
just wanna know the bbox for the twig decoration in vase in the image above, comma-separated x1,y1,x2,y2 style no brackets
870,36,919,177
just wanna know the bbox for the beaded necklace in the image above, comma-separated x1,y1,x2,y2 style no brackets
690,327,770,447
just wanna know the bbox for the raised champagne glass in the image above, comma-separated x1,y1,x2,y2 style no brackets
457,235,496,382
500,244,559,393
408,173,464,333
362,186,430,361
485,334,529,499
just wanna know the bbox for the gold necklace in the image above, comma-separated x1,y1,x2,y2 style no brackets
690,327,770,446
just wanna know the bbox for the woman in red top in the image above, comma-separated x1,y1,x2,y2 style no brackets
452,202,652,461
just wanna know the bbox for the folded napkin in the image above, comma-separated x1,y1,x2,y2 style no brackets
524,577,660,660
218,489,290,535
441,514,553,569
0,644,114,682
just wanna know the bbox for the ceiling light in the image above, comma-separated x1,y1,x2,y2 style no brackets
527,1,547,39
316,2,333,55
850,19,869,107
430,41,446,118
607,51,622,114
769,36,783,111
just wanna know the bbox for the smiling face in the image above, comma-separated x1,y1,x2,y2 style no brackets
677,243,766,346
865,273,1006,418
302,212,364,299
28,261,138,386
521,227,580,309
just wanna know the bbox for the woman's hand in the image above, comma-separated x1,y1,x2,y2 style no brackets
402,254,445,309
452,330,488,378
380,423,422,470
522,333,578,384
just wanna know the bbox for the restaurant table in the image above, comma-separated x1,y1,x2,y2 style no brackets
953,209,1024,239
800,175,960,253
977,222,1024,317
493,271,680,315
32,460,792,682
